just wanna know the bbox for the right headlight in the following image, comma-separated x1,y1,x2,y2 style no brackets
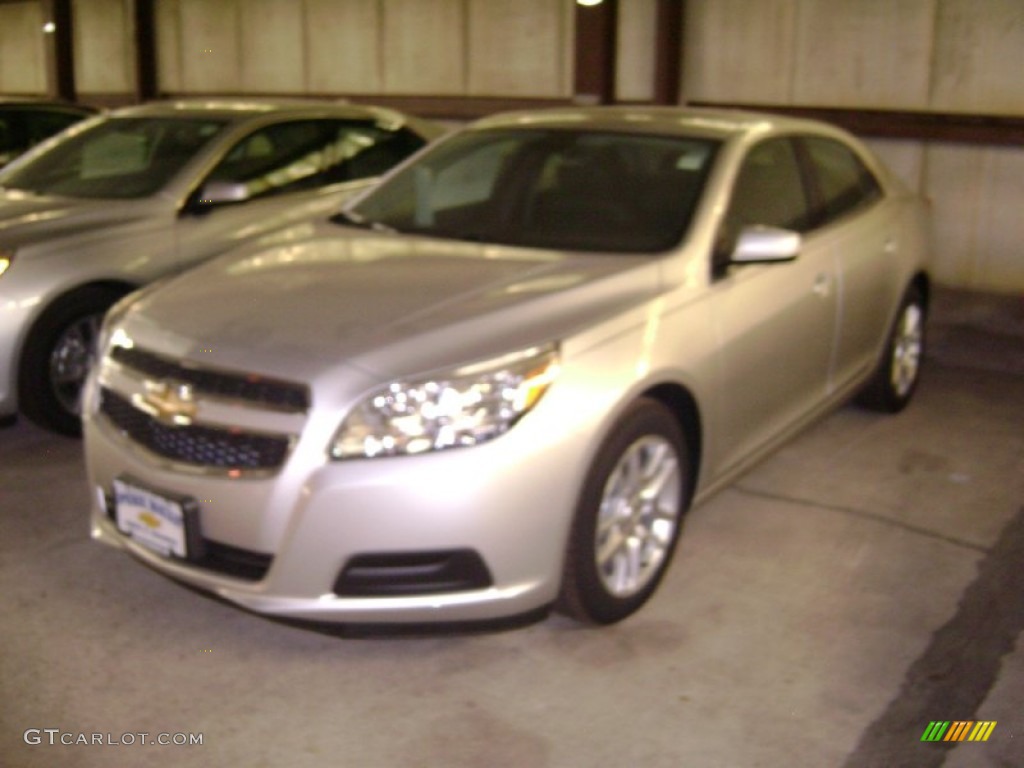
330,344,560,460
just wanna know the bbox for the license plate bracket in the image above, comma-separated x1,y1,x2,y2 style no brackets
113,477,204,560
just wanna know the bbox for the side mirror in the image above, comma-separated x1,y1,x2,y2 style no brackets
194,180,251,207
730,225,801,265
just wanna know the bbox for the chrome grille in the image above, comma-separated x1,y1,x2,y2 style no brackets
100,388,291,471
110,345,309,412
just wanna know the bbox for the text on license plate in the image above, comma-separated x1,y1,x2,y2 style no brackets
113,479,187,558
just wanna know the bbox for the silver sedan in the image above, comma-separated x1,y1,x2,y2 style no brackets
0,99,443,434
83,107,929,625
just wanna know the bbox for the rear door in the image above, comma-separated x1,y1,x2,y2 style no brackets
798,136,902,392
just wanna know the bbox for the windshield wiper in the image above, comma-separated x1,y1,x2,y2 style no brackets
330,210,395,233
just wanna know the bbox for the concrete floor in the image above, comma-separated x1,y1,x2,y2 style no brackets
1,288,1021,768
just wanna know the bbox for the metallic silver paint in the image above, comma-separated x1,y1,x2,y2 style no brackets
83,107,930,623
0,99,443,418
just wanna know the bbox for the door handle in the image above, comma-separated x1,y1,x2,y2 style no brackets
812,273,831,297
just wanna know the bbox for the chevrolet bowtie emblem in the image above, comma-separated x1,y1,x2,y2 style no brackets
134,380,198,426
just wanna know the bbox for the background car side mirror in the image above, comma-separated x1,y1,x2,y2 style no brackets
730,225,801,265
193,180,252,209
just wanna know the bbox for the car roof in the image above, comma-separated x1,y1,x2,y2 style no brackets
107,98,419,127
0,97,97,114
470,105,844,142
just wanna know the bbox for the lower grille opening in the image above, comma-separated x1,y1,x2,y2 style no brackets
192,540,273,582
334,549,493,597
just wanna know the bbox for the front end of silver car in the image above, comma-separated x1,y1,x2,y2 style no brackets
82,300,647,623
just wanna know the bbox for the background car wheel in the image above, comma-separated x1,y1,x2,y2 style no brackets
18,285,125,436
857,284,927,413
558,398,691,624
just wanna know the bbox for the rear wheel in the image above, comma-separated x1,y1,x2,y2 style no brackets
857,284,926,413
19,286,124,436
559,399,691,624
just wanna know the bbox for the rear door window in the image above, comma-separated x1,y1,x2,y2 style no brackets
802,136,882,225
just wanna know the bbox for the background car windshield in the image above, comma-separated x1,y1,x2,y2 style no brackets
0,117,226,199
352,129,719,252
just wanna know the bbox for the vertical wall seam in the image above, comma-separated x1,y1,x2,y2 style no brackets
238,0,244,92
566,0,573,99
300,0,309,92
377,0,386,94
787,0,801,105
176,0,183,92
924,0,942,110
462,0,470,96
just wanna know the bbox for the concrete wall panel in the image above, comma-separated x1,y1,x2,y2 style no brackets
240,0,304,93
155,0,182,93
467,0,568,98
793,0,934,110
382,0,464,95
684,0,797,104
73,0,135,95
930,0,1024,115
0,2,47,94
152,0,576,99
616,0,656,102
305,0,382,94
178,0,241,93
864,139,926,194
926,144,1024,292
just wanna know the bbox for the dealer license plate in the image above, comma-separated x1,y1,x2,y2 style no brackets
113,479,189,558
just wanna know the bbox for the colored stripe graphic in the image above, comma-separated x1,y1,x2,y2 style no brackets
921,722,949,741
944,721,972,741
921,720,997,742
968,721,997,742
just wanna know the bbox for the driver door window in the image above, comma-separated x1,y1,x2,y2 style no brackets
205,119,426,201
717,138,812,270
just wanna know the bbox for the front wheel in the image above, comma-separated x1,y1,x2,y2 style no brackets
18,286,125,436
857,284,926,413
558,399,691,624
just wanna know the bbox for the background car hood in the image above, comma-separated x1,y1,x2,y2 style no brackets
0,189,158,249
122,222,664,385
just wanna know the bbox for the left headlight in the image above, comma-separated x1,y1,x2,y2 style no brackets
330,344,560,460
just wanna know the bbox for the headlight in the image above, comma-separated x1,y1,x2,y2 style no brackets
0,249,13,277
330,345,559,459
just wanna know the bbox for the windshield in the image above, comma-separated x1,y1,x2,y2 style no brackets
349,128,719,253
0,116,227,199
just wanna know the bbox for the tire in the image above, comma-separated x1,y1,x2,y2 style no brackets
857,284,926,413
18,286,125,436
558,398,692,624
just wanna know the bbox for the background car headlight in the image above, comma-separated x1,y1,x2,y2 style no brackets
0,249,13,277
330,345,559,459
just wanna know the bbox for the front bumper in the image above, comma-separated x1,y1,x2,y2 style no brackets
0,296,34,417
84,393,591,624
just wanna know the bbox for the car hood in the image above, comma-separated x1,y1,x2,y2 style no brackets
0,189,158,249
121,221,664,385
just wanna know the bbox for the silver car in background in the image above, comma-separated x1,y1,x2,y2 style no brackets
0,99,443,434
84,107,929,626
